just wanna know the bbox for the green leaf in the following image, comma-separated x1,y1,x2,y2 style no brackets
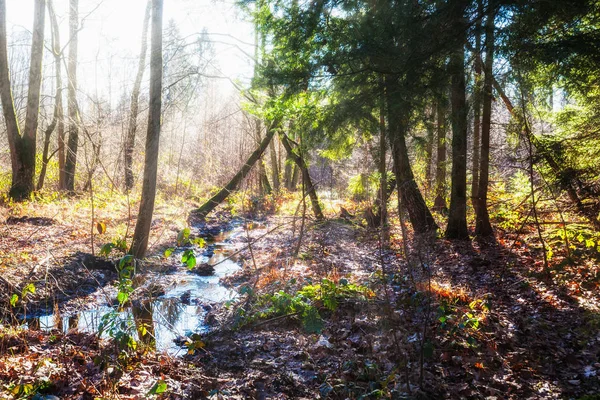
181,249,196,269
177,228,191,246
117,291,129,305
100,243,115,256
192,237,206,248
148,379,168,395
302,306,324,334
21,283,35,297
139,324,148,337
164,247,174,258
119,254,134,269
10,294,18,307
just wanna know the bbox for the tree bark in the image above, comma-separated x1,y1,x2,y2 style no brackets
386,79,438,234
445,0,470,240
0,0,45,200
194,119,281,219
284,154,294,190
124,0,151,191
470,0,483,213
38,0,64,191
64,0,79,191
378,76,388,231
424,107,434,192
474,4,495,237
130,0,163,259
433,98,447,212
280,133,324,220
269,136,280,192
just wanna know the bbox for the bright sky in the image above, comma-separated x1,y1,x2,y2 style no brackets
5,0,255,98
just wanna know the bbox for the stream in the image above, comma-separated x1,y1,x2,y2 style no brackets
23,221,253,356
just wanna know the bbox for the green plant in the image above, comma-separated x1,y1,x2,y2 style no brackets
164,228,206,270
437,297,489,348
241,279,373,333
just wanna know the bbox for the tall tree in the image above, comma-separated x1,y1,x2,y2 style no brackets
433,97,448,212
38,0,64,191
124,0,151,191
470,0,483,212
0,0,45,200
130,0,163,259
445,0,470,240
474,2,495,237
64,0,80,191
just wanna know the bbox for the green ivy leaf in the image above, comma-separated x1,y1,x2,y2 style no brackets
10,294,18,307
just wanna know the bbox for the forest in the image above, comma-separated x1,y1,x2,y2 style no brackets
0,0,599,398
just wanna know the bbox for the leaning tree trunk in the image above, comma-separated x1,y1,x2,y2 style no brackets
445,0,470,240
280,133,324,220
0,0,45,201
124,0,151,191
130,0,163,259
194,119,281,219
433,97,448,212
474,4,495,237
64,0,79,192
38,0,63,191
386,80,438,234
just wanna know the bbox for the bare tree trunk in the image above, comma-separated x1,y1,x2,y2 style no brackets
470,0,483,213
280,133,324,220
433,98,447,212
64,0,79,191
445,0,470,240
194,120,280,219
474,4,495,237
269,136,280,193
0,0,45,200
255,120,272,195
424,107,434,192
38,1,63,191
284,154,293,190
124,0,151,191
130,0,163,259
378,76,388,235
290,163,299,190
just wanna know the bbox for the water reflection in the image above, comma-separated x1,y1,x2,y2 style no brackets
25,224,246,355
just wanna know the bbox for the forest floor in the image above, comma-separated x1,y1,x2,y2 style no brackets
0,195,599,399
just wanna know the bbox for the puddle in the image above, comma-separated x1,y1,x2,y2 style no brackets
21,220,261,355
